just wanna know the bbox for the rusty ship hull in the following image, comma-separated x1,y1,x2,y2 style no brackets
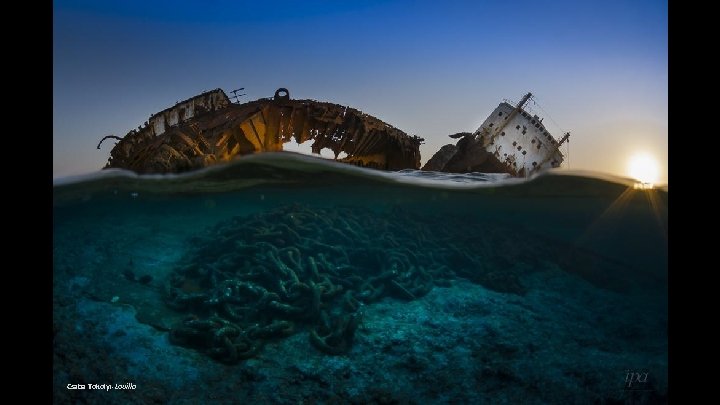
101,88,424,174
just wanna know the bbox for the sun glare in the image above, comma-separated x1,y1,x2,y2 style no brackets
628,152,660,185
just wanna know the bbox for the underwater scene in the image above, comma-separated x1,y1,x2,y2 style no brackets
53,153,667,404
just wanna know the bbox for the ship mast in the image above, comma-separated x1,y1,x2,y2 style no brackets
517,92,533,109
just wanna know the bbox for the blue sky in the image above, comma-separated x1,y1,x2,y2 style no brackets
53,0,667,182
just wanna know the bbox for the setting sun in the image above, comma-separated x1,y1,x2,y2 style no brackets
628,152,660,184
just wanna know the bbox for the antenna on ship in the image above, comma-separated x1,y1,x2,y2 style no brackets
230,88,246,104
560,132,570,169
564,132,570,169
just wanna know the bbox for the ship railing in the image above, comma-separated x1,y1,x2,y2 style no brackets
502,98,537,116
522,103,536,115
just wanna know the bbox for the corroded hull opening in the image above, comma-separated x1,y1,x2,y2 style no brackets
102,88,424,174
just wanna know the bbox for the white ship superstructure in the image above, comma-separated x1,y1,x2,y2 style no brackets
474,93,569,176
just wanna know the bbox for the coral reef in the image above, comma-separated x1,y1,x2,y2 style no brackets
164,205,531,363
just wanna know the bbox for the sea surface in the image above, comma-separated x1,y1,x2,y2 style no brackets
53,152,668,404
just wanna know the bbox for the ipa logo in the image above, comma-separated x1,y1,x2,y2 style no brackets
624,369,650,391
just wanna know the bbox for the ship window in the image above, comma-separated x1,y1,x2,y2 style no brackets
512,141,517,146
501,132,505,136
537,145,541,149
516,125,521,130
504,153,507,156
531,120,535,124
517,146,522,151
489,123,494,127
522,151,527,155
535,123,540,128
498,112,503,117
522,130,527,135
532,162,537,166
531,139,536,144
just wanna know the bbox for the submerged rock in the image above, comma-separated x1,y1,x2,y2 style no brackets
439,133,513,174
138,275,153,285
421,143,457,171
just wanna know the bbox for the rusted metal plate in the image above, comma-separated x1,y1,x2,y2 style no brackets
240,115,264,151
262,104,282,151
103,88,424,173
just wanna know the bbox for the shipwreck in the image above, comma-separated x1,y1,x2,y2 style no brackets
423,92,570,177
99,88,424,173
98,88,568,177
